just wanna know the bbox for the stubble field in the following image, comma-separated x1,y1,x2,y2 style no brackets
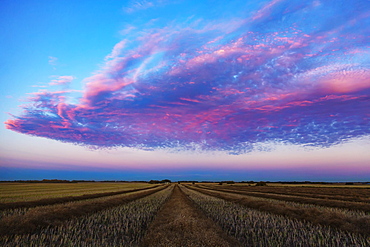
0,182,369,246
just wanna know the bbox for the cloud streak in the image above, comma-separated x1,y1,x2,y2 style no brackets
5,0,370,153
123,0,166,13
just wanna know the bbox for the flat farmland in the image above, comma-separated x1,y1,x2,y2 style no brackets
1,182,369,246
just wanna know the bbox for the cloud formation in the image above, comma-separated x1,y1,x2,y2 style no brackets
5,0,370,153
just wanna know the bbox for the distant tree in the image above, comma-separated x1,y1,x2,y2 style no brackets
41,179,71,183
149,180,160,184
218,182,223,185
255,181,267,186
220,181,234,184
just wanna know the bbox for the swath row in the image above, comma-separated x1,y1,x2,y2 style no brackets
0,185,168,236
181,185,370,246
185,185,370,236
199,184,370,203
1,185,173,246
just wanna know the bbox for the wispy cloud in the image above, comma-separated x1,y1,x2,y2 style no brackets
48,56,58,70
123,0,156,13
6,0,370,154
31,85,48,88
49,76,76,86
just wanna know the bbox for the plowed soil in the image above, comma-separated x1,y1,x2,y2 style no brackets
141,185,240,247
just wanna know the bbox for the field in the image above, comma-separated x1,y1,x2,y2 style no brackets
0,182,369,246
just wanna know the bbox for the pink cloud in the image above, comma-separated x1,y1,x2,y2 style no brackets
320,70,370,94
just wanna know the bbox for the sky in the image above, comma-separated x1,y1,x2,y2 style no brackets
1,0,369,182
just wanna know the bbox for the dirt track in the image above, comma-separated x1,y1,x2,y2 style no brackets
141,185,240,247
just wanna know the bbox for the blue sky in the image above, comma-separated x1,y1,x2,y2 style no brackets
1,0,369,181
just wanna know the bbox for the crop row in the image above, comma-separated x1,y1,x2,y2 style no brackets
0,189,161,220
187,185,370,236
0,186,173,246
207,184,370,203
197,185,370,213
195,188,367,219
0,184,159,210
0,182,153,204
181,186,370,246
0,185,163,220
0,185,168,236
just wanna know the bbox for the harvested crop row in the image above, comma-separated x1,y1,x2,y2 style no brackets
186,185,370,236
198,185,370,213
0,182,153,203
141,185,240,247
0,185,168,236
207,185,370,203
251,191,370,204
0,185,159,210
182,186,370,247
0,189,169,220
208,184,370,203
193,189,367,220
0,186,173,246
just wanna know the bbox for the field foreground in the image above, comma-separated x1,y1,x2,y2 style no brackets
0,182,369,246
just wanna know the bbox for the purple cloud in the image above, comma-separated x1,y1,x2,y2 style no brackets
5,0,370,153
